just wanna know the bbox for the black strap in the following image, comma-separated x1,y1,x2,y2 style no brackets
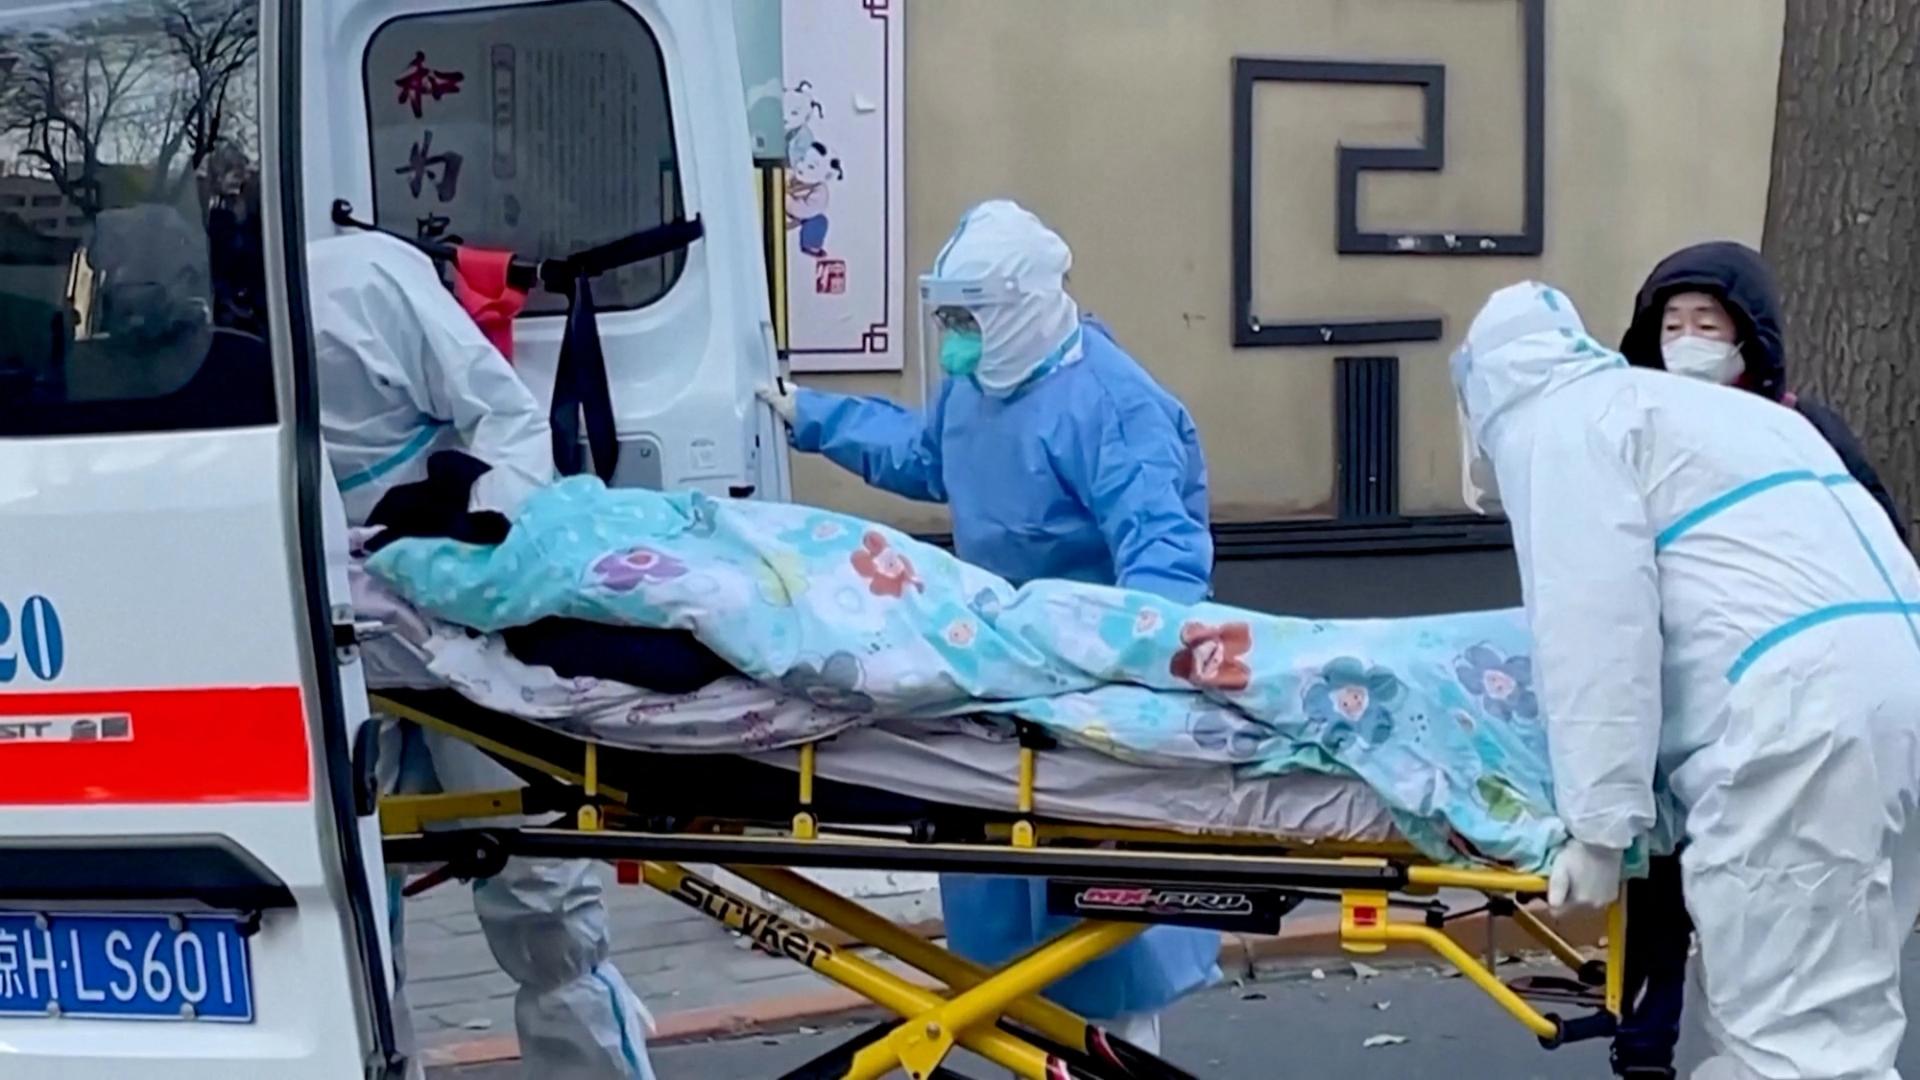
330,200,541,291
543,217,705,483
538,218,705,292
328,200,703,294
329,199,706,485
551,274,621,482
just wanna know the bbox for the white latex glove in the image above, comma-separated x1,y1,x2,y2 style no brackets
1547,839,1624,913
757,382,797,425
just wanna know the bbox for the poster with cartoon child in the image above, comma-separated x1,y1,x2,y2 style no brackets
785,140,843,257
780,1,904,373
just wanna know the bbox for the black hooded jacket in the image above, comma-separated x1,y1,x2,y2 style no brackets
1620,241,1907,541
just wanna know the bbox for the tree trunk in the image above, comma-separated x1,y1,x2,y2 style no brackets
1762,0,1920,543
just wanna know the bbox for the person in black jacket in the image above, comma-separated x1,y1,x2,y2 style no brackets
1604,241,1909,1079
1619,241,1907,539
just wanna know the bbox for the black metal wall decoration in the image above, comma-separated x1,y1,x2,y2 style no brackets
1229,0,1546,349
1335,356,1399,519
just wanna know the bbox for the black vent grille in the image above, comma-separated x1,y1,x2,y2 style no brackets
1335,356,1399,519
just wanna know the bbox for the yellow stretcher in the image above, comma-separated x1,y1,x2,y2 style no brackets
372,689,1627,1080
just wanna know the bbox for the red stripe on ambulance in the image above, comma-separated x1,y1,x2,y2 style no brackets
0,687,310,804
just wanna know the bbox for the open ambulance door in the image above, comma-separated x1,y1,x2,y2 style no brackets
0,0,399,1076
303,0,789,502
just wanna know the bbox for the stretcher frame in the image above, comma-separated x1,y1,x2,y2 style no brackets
371,692,1627,1080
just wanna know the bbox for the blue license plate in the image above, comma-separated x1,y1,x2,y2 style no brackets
0,912,254,1022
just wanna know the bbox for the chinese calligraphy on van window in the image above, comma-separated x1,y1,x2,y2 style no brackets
364,1,681,313
392,52,467,217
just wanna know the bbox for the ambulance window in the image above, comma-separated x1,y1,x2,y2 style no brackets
0,0,274,438
363,0,685,315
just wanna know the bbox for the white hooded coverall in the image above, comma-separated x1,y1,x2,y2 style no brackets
1454,282,1920,1080
309,232,656,1079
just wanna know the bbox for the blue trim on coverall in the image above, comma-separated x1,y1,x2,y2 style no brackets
593,968,644,1074
1660,469,1920,683
338,422,444,492
1653,470,1852,551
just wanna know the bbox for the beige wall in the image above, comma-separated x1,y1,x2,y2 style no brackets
789,0,1785,529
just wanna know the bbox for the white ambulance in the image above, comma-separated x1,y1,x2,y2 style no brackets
0,0,782,1075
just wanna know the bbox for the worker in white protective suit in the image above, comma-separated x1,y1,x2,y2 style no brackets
309,230,657,1080
1452,280,1920,1080
312,232,551,525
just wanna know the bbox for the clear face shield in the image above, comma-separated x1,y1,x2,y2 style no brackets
916,273,1018,401
1458,406,1503,516
1450,342,1502,516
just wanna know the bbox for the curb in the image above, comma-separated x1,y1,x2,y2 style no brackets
420,904,1606,1068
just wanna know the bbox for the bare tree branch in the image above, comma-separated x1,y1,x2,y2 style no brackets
153,0,258,197
0,1,257,217
0,18,160,216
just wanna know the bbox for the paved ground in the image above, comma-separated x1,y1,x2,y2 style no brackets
400,865,847,1043
435,943,1920,1078
401,863,945,1056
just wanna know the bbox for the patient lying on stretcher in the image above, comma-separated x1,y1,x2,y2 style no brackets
359,452,1676,875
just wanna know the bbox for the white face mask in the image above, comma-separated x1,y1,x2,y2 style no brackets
1662,335,1745,385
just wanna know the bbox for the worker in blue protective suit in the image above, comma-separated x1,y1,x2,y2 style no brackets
759,199,1219,1055
1454,280,1920,1080
311,231,657,1080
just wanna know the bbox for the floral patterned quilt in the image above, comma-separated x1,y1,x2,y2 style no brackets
368,479,1570,870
